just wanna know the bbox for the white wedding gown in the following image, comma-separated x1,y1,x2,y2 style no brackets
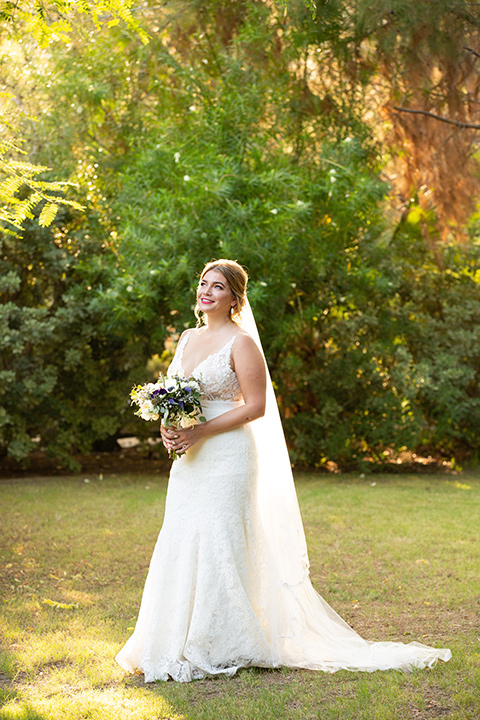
116,332,451,682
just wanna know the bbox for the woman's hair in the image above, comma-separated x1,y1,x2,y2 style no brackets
195,259,249,325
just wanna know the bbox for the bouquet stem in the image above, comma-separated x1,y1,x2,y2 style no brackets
165,423,180,461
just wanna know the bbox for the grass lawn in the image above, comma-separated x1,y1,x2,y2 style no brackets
1,471,479,720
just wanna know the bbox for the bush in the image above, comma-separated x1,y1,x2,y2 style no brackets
0,212,155,469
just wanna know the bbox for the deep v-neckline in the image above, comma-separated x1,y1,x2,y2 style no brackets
180,331,236,378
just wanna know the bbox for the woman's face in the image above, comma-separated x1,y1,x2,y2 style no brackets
197,269,236,317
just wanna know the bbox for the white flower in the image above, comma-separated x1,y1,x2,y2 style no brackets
189,105,196,112
270,208,278,215
174,152,180,163
181,417,197,428
140,402,159,421
183,175,190,182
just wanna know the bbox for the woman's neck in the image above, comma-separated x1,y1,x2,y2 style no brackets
203,314,235,335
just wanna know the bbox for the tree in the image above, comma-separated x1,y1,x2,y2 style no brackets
0,0,147,235
1,0,479,469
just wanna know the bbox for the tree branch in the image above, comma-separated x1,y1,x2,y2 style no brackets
392,106,480,130
464,45,480,59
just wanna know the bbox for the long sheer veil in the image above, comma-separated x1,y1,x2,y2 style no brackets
238,299,310,586
238,298,451,672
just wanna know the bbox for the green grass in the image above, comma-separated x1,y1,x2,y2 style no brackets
1,471,479,720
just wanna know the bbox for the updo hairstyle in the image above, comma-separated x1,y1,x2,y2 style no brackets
195,259,249,325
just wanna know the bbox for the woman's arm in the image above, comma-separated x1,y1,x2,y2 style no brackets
161,334,266,455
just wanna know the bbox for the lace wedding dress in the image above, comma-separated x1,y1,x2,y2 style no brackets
115,331,451,682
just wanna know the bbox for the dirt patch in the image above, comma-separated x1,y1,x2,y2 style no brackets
403,680,454,719
0,671,15,689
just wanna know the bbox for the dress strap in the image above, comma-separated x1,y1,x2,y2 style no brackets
218,335,236,368
176,330,192,363
220,335,236,354
168,330,193,378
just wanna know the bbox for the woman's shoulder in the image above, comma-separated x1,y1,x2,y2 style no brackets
231,327,253,343
230,329,264,374
231,329,261,355
175,328,195,351
177,327,198,342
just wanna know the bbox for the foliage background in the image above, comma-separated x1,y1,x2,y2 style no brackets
1,0,479,470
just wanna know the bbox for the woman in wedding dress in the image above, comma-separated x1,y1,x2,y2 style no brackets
115,259,451,683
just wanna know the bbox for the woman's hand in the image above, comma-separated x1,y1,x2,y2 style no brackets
160,423,204,455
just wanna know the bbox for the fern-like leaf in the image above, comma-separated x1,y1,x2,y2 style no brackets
38,202,59,227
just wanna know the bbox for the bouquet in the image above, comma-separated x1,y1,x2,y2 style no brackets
130,373,206,459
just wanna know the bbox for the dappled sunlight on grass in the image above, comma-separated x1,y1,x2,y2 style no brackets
2,685,185,720
1,615,185,720
1,472,479,719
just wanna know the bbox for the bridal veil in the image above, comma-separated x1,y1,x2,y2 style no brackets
238,299,451,672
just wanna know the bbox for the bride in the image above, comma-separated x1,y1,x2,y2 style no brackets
115,259,451,683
